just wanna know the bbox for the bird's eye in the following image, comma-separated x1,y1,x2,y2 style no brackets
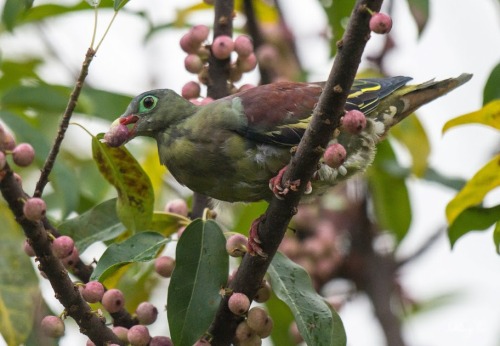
139,95,158,112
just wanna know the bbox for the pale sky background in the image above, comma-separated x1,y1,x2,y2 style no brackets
1,0,500,345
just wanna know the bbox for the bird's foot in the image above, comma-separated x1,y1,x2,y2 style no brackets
248,215,268,258
269,166,313,197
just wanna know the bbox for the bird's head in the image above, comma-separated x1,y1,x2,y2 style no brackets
116,89,196,140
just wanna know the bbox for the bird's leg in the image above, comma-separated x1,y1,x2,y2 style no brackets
248,214,268,258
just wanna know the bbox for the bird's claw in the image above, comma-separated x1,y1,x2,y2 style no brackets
269,166,314,198
248,215,268,258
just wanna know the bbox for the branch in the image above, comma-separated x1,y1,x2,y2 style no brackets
396,227,444,268
0,165,123,346
192,0,235,218
208,0,383,343
33,47,95,198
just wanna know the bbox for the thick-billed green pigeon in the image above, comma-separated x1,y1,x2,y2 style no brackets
105,74,471,253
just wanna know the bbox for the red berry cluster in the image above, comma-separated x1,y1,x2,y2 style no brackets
180,25,257,104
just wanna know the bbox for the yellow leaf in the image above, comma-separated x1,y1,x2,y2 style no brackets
442,99,500,134
446,154,500,224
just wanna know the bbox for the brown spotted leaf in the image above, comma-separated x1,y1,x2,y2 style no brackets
92,133,154,232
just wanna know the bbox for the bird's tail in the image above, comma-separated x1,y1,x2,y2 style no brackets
389,73,473,124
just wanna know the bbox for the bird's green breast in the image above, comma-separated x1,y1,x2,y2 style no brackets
156,99,291,202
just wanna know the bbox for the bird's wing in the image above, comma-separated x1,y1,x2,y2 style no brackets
230,77,412,147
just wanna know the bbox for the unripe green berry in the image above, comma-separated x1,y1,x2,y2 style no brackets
246,307,273,338
127,325,151,346
41,315,65,338
23,197,46,221
12,143,35,167
155,256,176,278
102,288,125,313
81,281,105,303
323,143,346,169
135,302,158,325
228,292,250,315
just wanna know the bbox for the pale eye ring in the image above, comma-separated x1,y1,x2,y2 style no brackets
143,96,155,109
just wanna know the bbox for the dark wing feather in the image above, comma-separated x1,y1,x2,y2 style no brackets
231,77,411,147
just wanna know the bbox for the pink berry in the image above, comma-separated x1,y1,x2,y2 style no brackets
155,256,176,278
81,281,105,303
238,53,258,72
228,292,250,315
112,326,129,342
181,81,201,100
127,325,151,346
12,143,35,167
52,236,75,258
179,33,200,54
190,25,210,44
369,12,393,34
104,123,129,147
150,336,173,346
246,307,273,338
323,143,346,169
184,54,204,74
164,198,189,217
23,197,46,221
211,35,234,59
234,35,254,57
102,288,125,313
226,234,248,257
342,109,367,134
24,239,36,257
41,315,65,338
61,247,80,268
135,302,158,325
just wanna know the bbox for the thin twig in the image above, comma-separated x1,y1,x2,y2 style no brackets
208,0,383,343
396,227,444,268
33,47,95,198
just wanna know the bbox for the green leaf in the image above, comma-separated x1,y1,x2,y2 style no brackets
406,0,429,36
231,201,268,236
390,114,430,177
1,84,70,114
114,0,129,11
168,220,228,346
266,290,296,346
92,133,154,232
483,62,500,105
493,222,500,254
423,167,466,191
0,204,40,345
446,154,500,225
268,252,346,346
91,232,167,281
80,87,132,121
1,0,28,31
320,0,356,57
448,205,500,248
58,198,127,253
442,100,500,133
368,140,412,241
